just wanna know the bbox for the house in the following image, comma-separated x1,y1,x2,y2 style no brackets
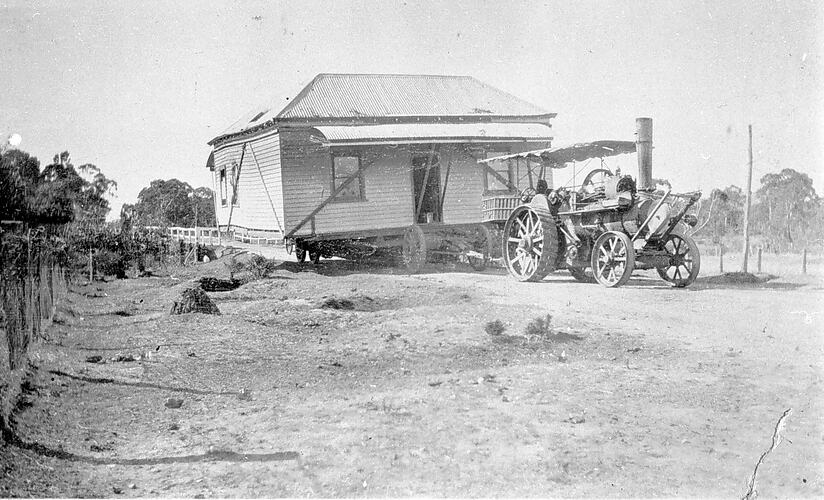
206,73,555,264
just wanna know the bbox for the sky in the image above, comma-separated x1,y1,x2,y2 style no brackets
1,0,821,218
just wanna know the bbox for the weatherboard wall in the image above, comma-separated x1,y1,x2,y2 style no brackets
212,131,285,233
279,130,414,236
277,131,552,236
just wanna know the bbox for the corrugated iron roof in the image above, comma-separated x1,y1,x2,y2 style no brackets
314,123,553,145
209,74,554,144
278,73,551,120
480,141,637,167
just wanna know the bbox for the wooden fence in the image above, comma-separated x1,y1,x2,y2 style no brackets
166,227,222,246
164,226,281,246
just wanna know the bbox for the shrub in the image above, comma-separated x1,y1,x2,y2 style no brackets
524,314,553,339
94,250,128,279
484,319,506,336
246,254,277,279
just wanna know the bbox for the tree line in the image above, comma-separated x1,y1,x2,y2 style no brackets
1,148,217,278
690,168,821,253
2,149,216,230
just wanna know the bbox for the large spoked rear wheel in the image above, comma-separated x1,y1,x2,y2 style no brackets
591,231,635,287
502,206,558,282
656,232,700,287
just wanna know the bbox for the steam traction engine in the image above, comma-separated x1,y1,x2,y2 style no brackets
484,119,702,288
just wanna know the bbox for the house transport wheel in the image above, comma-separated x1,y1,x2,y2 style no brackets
656,232,700,287
591,231,635,287
402,225,427,273
468,224,493,271
295,247,307,263
309,249,321,265
306,243,323,266
502,206,558,282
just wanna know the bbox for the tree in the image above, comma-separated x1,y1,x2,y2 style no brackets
0,149,41,221
38,152,117,223
192,187,217,226
752,168,819,251
693,185,745,244
131,179,216,227
1,149,116,225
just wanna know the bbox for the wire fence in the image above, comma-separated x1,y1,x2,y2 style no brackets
1,223,67,379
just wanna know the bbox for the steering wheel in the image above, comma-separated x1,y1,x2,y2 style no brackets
519,187,538,202
580,168,613,192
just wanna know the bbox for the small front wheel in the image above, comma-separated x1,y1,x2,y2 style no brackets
656,232,700,287
591,231,635,287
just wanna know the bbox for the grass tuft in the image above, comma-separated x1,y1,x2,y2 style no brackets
484,319,506,336
524,314,553,339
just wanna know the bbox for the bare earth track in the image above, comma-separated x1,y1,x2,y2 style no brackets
1,254,822,497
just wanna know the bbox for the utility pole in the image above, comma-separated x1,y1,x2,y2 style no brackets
742,124,753,273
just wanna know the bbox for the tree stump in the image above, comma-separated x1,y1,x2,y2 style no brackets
170,287,220,315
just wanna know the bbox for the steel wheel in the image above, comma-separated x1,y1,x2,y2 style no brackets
309,249,321,265
656,232,700,287
591,231,635,287
502,206,558,282
402,225,427,273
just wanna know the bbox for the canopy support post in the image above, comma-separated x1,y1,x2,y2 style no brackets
415,144,438,223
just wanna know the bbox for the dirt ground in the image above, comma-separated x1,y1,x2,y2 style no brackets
1,250,822,498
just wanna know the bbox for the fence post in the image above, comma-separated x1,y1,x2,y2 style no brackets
26,228,35,341
719,244,724,273
88,248,93,282
802,248,807,274
757,247,762,273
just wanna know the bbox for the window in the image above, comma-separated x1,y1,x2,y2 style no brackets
219,168,227,206
484,151,512,192
332,155,364,201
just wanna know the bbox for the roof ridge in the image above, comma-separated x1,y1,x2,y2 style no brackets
315,73,473,79
468,76,549,115
275,73,324,120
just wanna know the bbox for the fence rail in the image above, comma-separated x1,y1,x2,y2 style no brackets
164,227,221,246
162,226,282,246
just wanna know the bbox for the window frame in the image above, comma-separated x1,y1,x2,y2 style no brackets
482,150,514,194
219,167,228,207
330,152,366,203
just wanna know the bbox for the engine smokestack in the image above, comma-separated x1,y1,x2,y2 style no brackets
636,117,653,190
